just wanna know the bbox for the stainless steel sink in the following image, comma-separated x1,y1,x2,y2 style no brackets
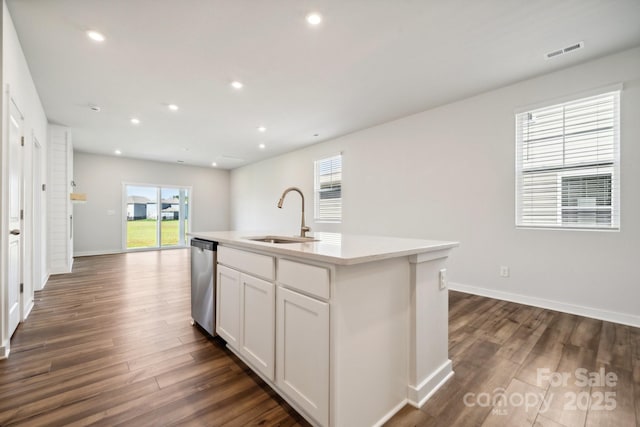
245,235,319,244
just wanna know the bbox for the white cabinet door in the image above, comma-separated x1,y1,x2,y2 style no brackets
240,273,275,380
216,265,241,348
277,287,329,426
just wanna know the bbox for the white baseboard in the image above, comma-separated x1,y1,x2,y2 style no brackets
75,247,188,257
38,273,50,291
450,282,640,328
49,265,72,275
407,359,454,408
74,249,124,257
373,399,409,427
23,299,34,320
0,340,9,360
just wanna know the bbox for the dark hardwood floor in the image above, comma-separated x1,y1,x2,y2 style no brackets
388,291,640,427
1,250,638,426
0,250,307,426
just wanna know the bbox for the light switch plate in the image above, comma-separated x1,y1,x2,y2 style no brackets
439,268,447,290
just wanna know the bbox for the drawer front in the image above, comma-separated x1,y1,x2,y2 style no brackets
278,259,330,300
218,246,275,280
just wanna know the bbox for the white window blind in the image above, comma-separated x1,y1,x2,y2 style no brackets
314,155,342,222
515,90,620,230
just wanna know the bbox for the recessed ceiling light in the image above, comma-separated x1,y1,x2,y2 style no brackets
86,30,105,42
115,149,122,155
259,143,266,149
257,126,267,132
168,104,179,111
306,13,322,26
130,118,140,125
313,133,319,137
211,162,217,167
231,81,243,89
89,104,101,112
177,160,184,163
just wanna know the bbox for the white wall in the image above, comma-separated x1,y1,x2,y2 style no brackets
73,152,230,255
230,47,640,326
1,0,49,356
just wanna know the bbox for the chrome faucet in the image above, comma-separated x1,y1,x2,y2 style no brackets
277,187,310,238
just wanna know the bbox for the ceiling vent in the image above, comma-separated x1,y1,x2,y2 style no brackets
218,155,245,163
545,41,584,60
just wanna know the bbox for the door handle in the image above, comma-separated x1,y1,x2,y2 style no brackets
10,229,21,236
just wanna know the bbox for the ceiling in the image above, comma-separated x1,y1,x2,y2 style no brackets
7,0,640,169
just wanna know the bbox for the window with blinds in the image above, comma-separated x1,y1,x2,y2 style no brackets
314,155,342,222
515,90,620,230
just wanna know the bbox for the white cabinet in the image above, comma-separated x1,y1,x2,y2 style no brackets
216,245,329,425
216,254,276,381
47,125,73,274
276,286,329,427
240,273,275,380
216,265,241,348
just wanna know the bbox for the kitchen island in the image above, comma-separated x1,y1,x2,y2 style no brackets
189,231,458,427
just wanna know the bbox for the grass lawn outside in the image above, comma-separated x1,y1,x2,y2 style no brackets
127,219,186,248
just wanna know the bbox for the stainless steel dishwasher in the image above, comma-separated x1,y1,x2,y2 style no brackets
190,238,217,336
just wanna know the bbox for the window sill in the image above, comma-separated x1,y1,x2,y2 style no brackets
515,225,620,233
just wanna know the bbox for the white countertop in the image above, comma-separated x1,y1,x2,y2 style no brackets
188,231,458,265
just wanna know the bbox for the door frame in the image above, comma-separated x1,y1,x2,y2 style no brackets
32,136,46,292
19,125,35,320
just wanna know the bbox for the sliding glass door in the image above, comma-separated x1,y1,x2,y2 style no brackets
125,184,190,250
159,187,188,247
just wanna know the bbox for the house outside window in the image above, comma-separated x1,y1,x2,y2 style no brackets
314,155,342,222
515,89,620,230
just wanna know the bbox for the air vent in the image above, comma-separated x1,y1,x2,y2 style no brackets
218,155,245,163
545,41,584,60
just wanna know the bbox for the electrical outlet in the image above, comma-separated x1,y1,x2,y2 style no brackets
439,268,447,290
500,266,510,277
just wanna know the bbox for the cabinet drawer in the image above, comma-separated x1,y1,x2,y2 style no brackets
218,246,275,280
278,259,330,299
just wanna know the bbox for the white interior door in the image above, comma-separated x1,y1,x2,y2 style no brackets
8,100,24,337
